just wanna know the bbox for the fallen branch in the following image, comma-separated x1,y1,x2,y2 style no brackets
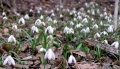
84,40,118,55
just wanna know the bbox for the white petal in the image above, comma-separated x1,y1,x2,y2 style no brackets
3,57,8,65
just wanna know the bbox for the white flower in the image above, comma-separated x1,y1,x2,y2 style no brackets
44,49,55,60
75,23,83,28
31,26,39,33
100,21,103,25
92,24,98,29
2,12,6,17
77,15,82,20
96,9,100,14
47,17,52,22
85,2,89,7
94,33,100,38
91,18,94,21
80,7,84,11
70,21,74,26
45,26,54,34
53,20,57,24
64,26,69,34
63,27,74,34
104,12,107,16
18,17,25,24
111,41,119,49
107,25,113,33
8,35,16,43
40,15,44,20
56,7,60,11
24,14,29,19
12,25,18,31
37,7,42,14
91,9,95,15
100,14,103,17
85,27,90,33
87,10,90,13
29,9,33,12
69,28,74,34
3,56,15,66
100,31,108,35
102,40,108,45
38,48,46,53
68,55,76,64
81,27,90,34
3,16,8,20
51,13,55,17
82,18,88,23
60,14,63,18
35,19,45,26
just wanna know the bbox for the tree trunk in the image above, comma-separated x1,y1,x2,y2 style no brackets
113,0,119,30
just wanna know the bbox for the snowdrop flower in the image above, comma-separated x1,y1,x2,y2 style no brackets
44,49,55,60
103,8,107,12
100,14,103,17
109,14,112,18
70,21,74,26
2,12,6,17
53,20,57,24
100,31,108,35
63,27,74,34
3,56,15,66
64,26,69,34
50,10,54,13
24,14,29,19
60,14,63,18
91,18,94,21
69,28,74,34
102,40,108,45
104,12,107,16
37,7,42,14
51,13,55,17
86,27,90,33
104,16,108,20
66,8,70,12
87,10,90,13
38,48,46,53
85,2,89,7
40,15,44,20
38,7,42,11
18,17,25,24
81,27,90,33
31,26,39,33
91,9,95,15
77,15,82,20
12,25,18,31
29,9,33,12
111,41,119,49
92,24,98,29
80,7,84,11
96,9,100,14
3,16,8,20
8,35,16,43
75,23,83,28
82,18,88,23
68,55,76,64
35,19,45,26
56,7,60,11
100,21,103,25
94,33,100,38
47,17,52,22
45,26,54,34
107,25,113,33
107,17,112,23
73,18,77,21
